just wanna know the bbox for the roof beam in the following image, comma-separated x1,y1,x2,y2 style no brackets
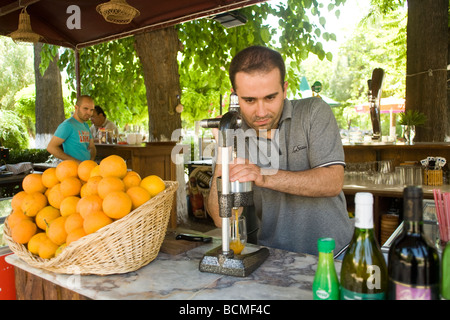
0,0,41,16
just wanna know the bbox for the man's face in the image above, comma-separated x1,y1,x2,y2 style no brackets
90,110,104,127
234,67,288,134
75,100,95,123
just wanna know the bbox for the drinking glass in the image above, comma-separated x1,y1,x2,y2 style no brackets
230,214,247,255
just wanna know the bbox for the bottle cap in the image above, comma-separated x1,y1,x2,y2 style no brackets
317,237,335,253
355,192,373,205
354,192,374,229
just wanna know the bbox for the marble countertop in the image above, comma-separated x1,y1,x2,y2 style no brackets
6,231,338,300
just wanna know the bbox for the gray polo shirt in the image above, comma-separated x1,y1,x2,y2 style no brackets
240,97,352,256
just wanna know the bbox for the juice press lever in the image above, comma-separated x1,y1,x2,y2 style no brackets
198,93,269,277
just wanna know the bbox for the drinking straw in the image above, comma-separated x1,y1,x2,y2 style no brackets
442,193,450,242
434,189,450,243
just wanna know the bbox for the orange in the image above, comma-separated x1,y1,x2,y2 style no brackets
7,209,32,230
76,194,103,219
21,192,48,217
64,212,84,234
55,244,67,257
35,206,61,230
126,186,151,210
46,216,67,246
11,219,37,244
89,165,101,178
22,173,46,194
60,176,82,197
11,191,27,211
78,160,98,182
47,183,64,209
55,160,79,182
27,232,47,255
80,175,102,197
123,171,141,190
41,167,59,189
140,175,166,197
97,176,125,199
83,210,113,234
66,228,87,246
59,196,80,217
99,155,127,179
102,191,132,219
38,237,59,259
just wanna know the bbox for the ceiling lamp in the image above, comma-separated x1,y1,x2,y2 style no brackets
96,0,140,25
212,10,247,28
9,8,41,43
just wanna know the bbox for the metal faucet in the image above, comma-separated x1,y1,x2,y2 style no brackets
368,68,385,141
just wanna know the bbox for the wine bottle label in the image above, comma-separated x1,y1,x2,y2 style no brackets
391,280,432,300
341,287,385,300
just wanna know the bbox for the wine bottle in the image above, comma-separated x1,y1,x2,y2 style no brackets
340,192,388,300
387,186,440,300
312,238,340,300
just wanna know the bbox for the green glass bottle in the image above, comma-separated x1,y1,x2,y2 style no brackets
312,237,340,300
442,242,450,299
340,192,388,300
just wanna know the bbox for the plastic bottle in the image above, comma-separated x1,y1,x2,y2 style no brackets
312,237,340,300
387,186,440,300
340,192,388,300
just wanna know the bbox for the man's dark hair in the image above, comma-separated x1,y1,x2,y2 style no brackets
94,105,106,117
229,46,286,91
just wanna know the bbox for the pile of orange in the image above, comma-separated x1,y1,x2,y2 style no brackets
7,155,166,260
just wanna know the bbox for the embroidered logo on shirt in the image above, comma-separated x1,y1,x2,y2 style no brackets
292,145,306,153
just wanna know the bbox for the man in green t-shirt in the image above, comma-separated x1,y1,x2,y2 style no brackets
47,95,97,163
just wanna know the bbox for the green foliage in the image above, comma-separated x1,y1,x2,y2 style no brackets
6,148,50,164
0,109,29,149
0,37,34,110
398,110,427,126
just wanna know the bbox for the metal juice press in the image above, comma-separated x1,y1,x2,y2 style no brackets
198,93,269,277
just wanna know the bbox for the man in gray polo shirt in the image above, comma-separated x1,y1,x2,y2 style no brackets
207,46,353,256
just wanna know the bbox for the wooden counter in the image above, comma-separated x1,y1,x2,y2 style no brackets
95,142,178,228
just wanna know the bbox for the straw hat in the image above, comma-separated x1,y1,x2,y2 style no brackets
96,0,140,25
9,8,41,43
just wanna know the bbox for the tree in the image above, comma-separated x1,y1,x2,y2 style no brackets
406,0,448,141
134,27,182,141
51,0,346,140
34,43,65,149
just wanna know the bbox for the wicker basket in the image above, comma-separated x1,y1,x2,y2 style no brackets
96,0,140,24
4,181,178,275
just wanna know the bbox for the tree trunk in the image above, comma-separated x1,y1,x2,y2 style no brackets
406,0,448,142
34,43,65,149
134,27,182,141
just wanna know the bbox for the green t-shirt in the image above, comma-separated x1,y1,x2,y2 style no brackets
54,116,92,161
